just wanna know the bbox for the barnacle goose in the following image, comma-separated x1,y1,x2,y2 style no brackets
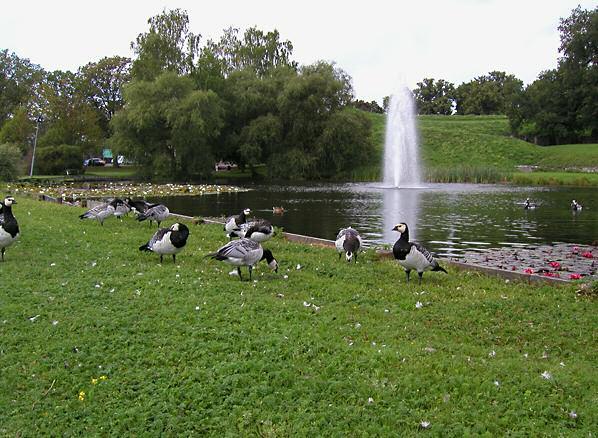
224,208,251,239
335,227,363,263
136,203,170,227
112,198,131,219
139,222,189,263
571,200,583,211
79,199,119,225
230,219,274,242
391,223,447,284
207,238,278,281
524,198,537,210
125,198,151,216
0,196,20,261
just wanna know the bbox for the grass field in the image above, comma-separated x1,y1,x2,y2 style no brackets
1,198,596,435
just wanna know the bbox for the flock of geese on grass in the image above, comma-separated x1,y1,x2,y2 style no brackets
0,195,588,283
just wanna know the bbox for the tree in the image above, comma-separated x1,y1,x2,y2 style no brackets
77,56,131,136
111,72,223,179
0,106,34,153
455,71,522,115
413,78,455,115
131,9,201,81
352,99,384,113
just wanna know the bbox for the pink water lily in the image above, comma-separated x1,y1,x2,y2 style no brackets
524,268,534,275
581,251,593,259
549,261,561,269
569,273,582,280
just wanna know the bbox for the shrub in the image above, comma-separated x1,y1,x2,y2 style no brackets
0,143,22,181
35,144,84,175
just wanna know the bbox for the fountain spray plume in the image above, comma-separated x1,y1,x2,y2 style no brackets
383,85,422,188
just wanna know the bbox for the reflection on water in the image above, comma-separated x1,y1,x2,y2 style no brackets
153,183,598,258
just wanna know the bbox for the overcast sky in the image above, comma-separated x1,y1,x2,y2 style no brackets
1,0,594,103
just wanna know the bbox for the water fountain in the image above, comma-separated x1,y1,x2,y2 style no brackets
383,85,422,188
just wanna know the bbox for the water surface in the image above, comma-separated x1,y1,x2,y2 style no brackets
152,183,597,258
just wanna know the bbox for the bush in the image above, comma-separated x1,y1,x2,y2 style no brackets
0,143,22,181
35,144,84,175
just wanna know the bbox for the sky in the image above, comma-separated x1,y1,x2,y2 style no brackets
1,0,594,103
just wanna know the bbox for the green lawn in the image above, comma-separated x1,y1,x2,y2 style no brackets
1,198,596,435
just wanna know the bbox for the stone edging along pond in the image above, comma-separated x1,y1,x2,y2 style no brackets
35,193,591,285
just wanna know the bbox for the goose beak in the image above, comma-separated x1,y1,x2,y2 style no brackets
391,225,398,231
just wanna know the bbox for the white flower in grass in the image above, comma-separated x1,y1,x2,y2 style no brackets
52,320,59,326
415,301,423,309
367,397,374,404
50,263,56,267
195,306,200,311
303,301,311,307
91,261,97,267
283,275,289,280
420,420,431,429
569,410,577,419
488,350,496,358
541,371,552,380
296,264,302,270
354,322,361,329
95,284,101,288
493,380,500,387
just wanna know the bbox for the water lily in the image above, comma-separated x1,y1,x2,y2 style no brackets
549,261,561,269
581,251,593,259
569,273,582,280
524,268,534,275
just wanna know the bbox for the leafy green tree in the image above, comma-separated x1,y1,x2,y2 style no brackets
352,99,384,113
316,108,373,178
111,72,223,179
508,6,597,144
37,71,103,152
413,78,455,115
0,50,43,126
77,56,131,136
0,106,34,153
455,71,522,115
35,144,83,175
0,143,21,180
131,9,201,81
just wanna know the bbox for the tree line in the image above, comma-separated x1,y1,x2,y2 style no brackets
0,6,595,180
412,5,597,146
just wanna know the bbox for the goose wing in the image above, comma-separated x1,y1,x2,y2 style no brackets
148,228,170,249
217,238,260,258
412,242,436,264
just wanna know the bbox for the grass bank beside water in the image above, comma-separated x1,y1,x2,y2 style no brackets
359,113,598,186
1,198,596,435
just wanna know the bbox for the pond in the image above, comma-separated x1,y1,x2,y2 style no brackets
151,183,597,258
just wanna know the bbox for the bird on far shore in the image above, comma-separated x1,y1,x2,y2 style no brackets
139,222,189,263
0,196,20,261
391,222,447,284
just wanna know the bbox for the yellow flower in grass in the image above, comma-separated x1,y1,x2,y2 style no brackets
99,375,108,381
91,378,98,385
78,391,85,401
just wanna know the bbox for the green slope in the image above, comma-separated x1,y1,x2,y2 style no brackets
362,113,598,183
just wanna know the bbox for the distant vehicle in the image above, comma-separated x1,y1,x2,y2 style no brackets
215,161,238,171
83,158,106,167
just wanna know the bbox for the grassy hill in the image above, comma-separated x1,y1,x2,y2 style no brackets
360,113,598,184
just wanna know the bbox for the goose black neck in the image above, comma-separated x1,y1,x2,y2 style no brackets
399,227,410,242
261,249,274,263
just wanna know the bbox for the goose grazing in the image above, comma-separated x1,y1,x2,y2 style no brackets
0,196,20,261
571,200,583,211
207,238,278,281
224,208,251,239
335,227,363,263
125,198,151,217
136,203,170,227
231,219,274,242
79,199,119,225
524,198,537,210
391,223,447,284
139,222,189,263
112,198,131,220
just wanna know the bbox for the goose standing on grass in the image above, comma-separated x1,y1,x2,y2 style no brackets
207,238,278,281
224,208,251,239
125,198,151,217
571,200,583,211
231,219,274,242
335,227,363,263
112,198,131,220
524,198,537,210
139,222,189,263
79,199,118,225
0,196,20,261
391,223,447,284
136,203,170,227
